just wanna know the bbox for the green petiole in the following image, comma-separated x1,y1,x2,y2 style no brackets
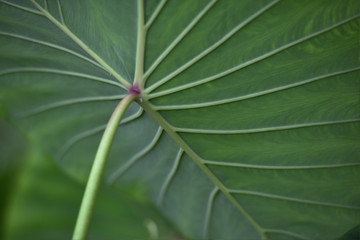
72,93,138,240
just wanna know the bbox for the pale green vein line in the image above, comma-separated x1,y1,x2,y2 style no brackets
265,229,311,240
0,0,43,16
173,119,360,135
157,148,184,205
203,160,360,170
16,95,126,119
31,0,131,89
147,14,360,95
264,229,311,240
43,0,47,10
56,0,64,24
0,67,126,89
56,108,143,160
149,66,360,102
107,127,163,184
145,0,167,30
57,125,107,160
229,189,360,210
145,0,279,94
140,101,267,239
203,186,219,240
143,0,217,82
0,31,106,71
134,0,146,87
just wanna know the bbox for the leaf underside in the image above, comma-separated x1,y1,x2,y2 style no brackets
0,0,359,239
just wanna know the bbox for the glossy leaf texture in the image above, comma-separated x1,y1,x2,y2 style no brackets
0,0,359,239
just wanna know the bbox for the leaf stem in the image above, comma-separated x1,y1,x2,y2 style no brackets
72,93,137,240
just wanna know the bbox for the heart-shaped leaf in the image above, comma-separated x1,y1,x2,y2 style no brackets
0,0,359,239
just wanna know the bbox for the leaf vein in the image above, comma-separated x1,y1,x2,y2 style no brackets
203,186,219,240
0,0,43,16
107,127,163,184
57,125,107,161
140,101,267,238
149,67,360,103
16,95,126,119
134,0,146,87
145,0,167,30
143,0,217,82
203,160,360,170
56,0,64,24
43,0,48,10
148,14,359,96
145,0,279,93
0,67,126,89
56,108,143,160
173,119,360,134
264,229,311,240
229,189,360,210
30,0,131,88
157,148,183,205
0,31,106,71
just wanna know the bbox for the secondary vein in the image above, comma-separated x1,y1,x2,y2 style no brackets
30,0,131,89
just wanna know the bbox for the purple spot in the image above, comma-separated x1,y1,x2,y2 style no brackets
129,84,141,95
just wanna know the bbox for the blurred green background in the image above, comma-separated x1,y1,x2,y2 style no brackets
0,118,182,240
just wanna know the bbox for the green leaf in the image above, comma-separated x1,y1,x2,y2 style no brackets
0,119,180,240
0,0,359,239
0,119,26,240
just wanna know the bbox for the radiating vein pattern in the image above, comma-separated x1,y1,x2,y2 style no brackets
150,67,360,105
148,14,359,100
143,0,217,82
30,0,132,89
142,1,360,239
145,0,280,93
1,0,359,239
107,127,164,184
